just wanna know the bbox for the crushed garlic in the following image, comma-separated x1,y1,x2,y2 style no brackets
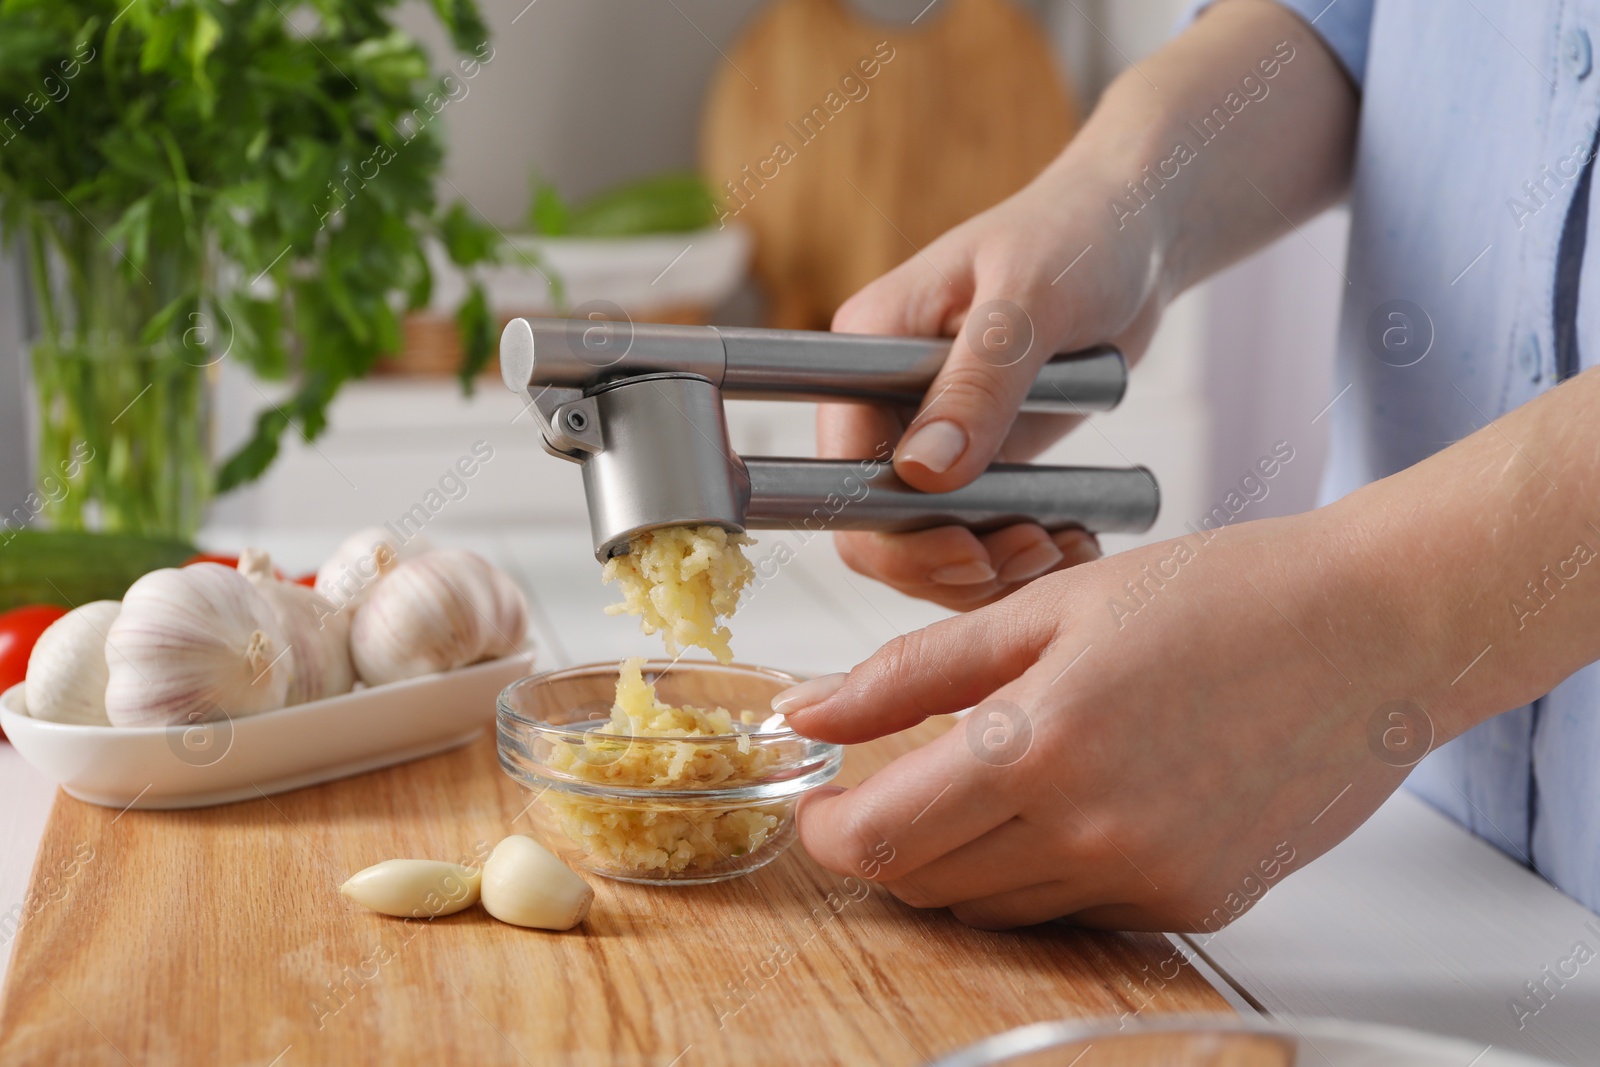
545,658,780,877
602,525,754,664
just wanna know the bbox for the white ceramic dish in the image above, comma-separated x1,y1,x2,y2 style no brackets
926,1015,1563,1067
0,648,536,810
426,226,753,314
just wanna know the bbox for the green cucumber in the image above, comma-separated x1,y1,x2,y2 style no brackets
0,530,198,611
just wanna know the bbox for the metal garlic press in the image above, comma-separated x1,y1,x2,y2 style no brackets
499,317,1159,560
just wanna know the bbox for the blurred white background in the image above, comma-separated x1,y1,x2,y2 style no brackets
1,0,1349,550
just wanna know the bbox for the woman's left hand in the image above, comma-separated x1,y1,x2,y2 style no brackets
778,502,1455,931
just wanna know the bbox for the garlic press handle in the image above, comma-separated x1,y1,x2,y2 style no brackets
742,458,1159,535
499,318,1127,413
713,327,1127,412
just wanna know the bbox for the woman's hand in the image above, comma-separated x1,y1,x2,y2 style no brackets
821,164,1166,611
778,501,1448,931
820,0,1359,611
786,365,1600,931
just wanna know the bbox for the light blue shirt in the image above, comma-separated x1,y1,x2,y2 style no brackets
1185,0,1600,913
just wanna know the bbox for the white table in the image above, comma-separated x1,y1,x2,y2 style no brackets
3,524,1597,1064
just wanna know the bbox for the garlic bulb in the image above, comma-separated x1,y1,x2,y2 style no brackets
25,601,121,725
315,526,433,612
480,836,593,930
238,549,355,705
340,859,482,918
104,564,294,727
350,549,527,686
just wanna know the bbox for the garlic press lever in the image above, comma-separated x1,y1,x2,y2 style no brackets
500,317,1159,560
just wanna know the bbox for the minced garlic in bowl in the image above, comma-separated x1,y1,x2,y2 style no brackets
497,659,843,884
602,525,754,664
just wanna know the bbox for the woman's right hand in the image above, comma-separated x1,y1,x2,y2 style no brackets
819,0,1358,612
821,160,1169,610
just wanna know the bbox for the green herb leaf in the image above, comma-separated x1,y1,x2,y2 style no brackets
441,199,496,265
528,178,569,236
456,279,492,392
2,0,524,495
105,195,153,271
216,406,290,492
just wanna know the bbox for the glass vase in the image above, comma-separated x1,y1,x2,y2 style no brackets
20,207,214,539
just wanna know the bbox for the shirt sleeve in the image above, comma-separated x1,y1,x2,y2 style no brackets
1175,0,1376,89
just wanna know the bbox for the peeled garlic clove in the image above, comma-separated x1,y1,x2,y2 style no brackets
238,549,355,705
340,859,482,918
480,835,593,931
350,549,528,686
315,526,433,612
104,564,293,727
24,601,121,725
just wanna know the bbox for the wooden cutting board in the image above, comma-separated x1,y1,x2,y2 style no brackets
0,720,1228,1066
700,0,1079,329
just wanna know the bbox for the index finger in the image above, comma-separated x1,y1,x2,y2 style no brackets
817,396,904,462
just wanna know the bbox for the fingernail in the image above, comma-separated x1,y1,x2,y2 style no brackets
897,420,967,474
997,541,1064,584
795,785,846,820
772,672,848,715
1057,530,1103,564
928,560,997,585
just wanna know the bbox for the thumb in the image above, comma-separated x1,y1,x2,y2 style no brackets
894,290,1048,493
773,593,1055,744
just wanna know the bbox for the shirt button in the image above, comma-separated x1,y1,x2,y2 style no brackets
1520,333,1544,383
1564,28,1593,79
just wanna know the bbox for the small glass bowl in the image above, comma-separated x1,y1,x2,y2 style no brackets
497,660,843,885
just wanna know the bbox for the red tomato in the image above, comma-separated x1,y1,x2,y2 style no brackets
183,553,242,569
0,604,71,739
